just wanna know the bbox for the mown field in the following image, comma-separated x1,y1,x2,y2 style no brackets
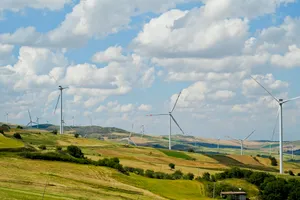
0,127,299,199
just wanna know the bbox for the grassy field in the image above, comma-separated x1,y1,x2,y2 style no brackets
0,127,299,199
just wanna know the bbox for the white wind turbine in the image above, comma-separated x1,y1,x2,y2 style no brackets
251,76,300,174
147,91,185,150
140,125,145,138
120,124,137,146
26,110,37,128
226,130,256,155
54,86,69,135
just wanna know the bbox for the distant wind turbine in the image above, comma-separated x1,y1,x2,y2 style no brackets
120,124,137,146
140,125,145,138
54,86,69,134
226,130,256,155
147,91,185,150
26,110,37,128
251,76,300,174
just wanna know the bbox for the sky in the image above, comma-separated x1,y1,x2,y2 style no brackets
1,0,300,141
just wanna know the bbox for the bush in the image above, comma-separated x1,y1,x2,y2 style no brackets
16,125,23,129
67,145,84,158
0,130,4,135
56,146,62,151
74,133,79,138
13,133,22,139
145,170,155,178
269,156,278,166
183,172,194,180
38,145,47,150
172,170,183,180
288,170,295,176
188,148,195,153
169,163,175,170
297,173,300,177
202,172,211,181
52,130,58,135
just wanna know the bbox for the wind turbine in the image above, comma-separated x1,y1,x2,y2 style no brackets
147,91,185,150
226,130,256,155
120,124,137,146
140,125,145,138
54,86,68,135
251,76,300,174
26,110,37,128
36,117,40,129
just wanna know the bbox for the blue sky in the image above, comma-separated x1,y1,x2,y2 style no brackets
1,0,300,141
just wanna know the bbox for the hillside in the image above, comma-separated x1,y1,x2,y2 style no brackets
0,125,300,199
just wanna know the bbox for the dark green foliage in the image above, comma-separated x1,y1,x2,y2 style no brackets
183,173,194,180
145,170,155,178
38,145,46,150
188,148,195,153
288,170,295,176
56,146,62,151
67,145,84,158
0,130,4,135
206,183,239,198
1,124,10,131
260,178,289,200
172,170,183,179
52,130,58,135
169,163,175,170
297,173,300,176
16,125,23,129
202,172,211,181
74,133,79,138
269,156,278,166
13,133,22,139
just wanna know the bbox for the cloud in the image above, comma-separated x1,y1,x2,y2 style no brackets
0,43,14,65
271,45,300,68
138,104,152,112
0,0,72,12
92,46,128,63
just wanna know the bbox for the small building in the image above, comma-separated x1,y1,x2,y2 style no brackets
220,191,247,200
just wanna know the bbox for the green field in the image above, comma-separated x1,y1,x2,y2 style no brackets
0,127,298,199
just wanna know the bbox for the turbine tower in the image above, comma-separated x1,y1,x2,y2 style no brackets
140,125,145,138
147,91,185,150
251,76,300,174
227,130,256,155
54,86,68,135
36,117,40,129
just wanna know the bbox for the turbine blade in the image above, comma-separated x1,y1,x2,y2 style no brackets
244,130,255,141
54,94,61,114
28,110,32,122
146,114,168,116
129,138,137,146
26,122,31,127
283,96,300,103
171,91,182,113
170,114,185,135
225,136,240,144
251,76,279,102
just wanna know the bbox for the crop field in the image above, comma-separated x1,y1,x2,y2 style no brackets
0,128,299,199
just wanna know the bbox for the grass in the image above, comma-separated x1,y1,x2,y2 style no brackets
0,134,24,149
219,179,259,199
159,149,193,160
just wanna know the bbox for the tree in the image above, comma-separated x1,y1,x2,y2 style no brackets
269,156,278,166
38,145,47,150
52,130,58,135
16,125,23,129
172,170,183,179
202,172,211,181
288,170,295,176
184,173,194,180
188,148,195,153
74,133,79,138
67,145,84,158
13,133,22,139
169,163,175,170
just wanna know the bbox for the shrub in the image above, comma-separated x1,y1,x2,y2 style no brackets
38,145,47,150
13,133,22,139
0,130,4,135
202,172,211,181
1,124,10,130
16,125,23,129
67,145,84,158
269,156,278,166
52,130,58,135
297,173,300,177
288,170,295,176
172,170,183,180
56,146,62,151
145,170,155,178
188,148,195,153
74,133,79,138
183,173,194,180
169,163,175,170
